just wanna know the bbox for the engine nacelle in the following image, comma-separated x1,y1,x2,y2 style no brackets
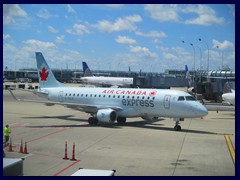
96,109,117,123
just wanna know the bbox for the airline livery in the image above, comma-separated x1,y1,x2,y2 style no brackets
80,61,133,87
9,52,208,131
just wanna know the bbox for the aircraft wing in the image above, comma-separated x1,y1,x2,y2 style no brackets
8,89,122,113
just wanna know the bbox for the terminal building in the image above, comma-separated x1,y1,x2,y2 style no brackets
3,68,235,102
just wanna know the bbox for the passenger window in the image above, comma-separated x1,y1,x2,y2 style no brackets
99,95,101,97
69,94,71,96
108,95,111,98
118,95,120,98
178,96,185,101
152,97,155,100
132,96,134,99
94,94,97,97
103,95,106,98
77,94,79,96
73,94,75,96
65,93,67,96
142,96,144,99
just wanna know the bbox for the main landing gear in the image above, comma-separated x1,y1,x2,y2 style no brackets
117,117,126,124
88,117,98,125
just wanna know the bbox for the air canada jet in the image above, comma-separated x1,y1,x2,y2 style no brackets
9,52,208,131
80,62,133,87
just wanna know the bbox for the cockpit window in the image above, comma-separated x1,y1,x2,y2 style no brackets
178,96,185,101
185,96,196,101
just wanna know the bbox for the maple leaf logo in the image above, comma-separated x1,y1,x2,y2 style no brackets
149,91,157,96
39,67,49,81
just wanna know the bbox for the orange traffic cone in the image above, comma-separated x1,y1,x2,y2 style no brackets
63,141,69,160
19,139,23,153
8,138,13,152
70,143,77,161
24,142,28,154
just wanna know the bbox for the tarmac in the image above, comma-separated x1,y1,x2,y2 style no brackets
3,88,235,176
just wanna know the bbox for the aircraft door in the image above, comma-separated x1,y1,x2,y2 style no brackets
58,91,64,102
164,95,171,109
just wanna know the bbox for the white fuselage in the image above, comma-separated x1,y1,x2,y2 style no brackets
44,87,208,118
80,76,133,87
222,92,235,105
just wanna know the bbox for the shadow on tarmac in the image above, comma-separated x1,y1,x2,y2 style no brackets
22,115,226,136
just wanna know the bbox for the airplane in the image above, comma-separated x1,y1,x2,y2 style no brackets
8,52,208,131
222,89,235,105
80,61,133,87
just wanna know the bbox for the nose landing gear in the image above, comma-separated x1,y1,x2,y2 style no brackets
173,118,181,131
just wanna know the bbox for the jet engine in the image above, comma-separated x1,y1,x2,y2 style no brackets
96,109,117,123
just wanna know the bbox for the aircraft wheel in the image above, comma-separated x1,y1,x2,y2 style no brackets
88,117,98,125
174,125,181,131
117,117,126,124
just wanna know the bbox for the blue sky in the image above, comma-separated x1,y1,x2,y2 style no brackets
3,4,235,73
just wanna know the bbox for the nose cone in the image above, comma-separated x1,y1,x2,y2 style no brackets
191,103,208,117
198,105,208,117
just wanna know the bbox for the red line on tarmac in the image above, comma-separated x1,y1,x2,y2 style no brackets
53,159,81,176
15,128,38,136
28,128,69,143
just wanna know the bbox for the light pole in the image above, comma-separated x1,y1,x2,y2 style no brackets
182,41,196,93
198,38,209,71
195,45,202,70
216,46,223,69
182,41,195,71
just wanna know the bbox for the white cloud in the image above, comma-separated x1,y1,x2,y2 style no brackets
129,45,157,58
3,34,11,40
3,4,27,17
56,35,65,44
115,36,136,44
144,4,179,22
3,40,57,70
183,5,224,25
94,15,142,33
3,4,27,25
67,24,90,36
144,4,224,26
67,4,76,13
163,52,178,61
212,39,234,50
37,9,52,19
136,30,167,38
23,39,56,51
104,4,124,8
48,26,58,33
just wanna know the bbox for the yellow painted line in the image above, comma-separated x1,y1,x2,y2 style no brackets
225,135,235,165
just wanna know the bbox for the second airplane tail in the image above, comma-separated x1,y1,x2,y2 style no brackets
35,52,64,88
82,62,94,77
